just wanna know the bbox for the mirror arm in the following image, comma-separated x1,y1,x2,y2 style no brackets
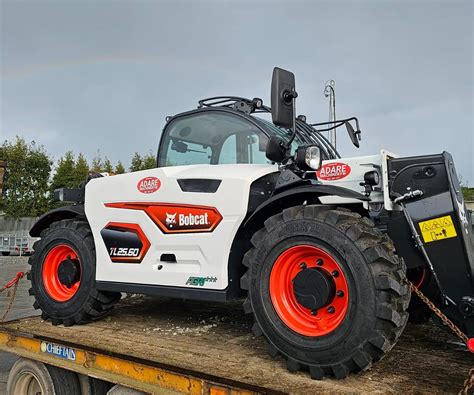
310,116,357,127
310,117,360,132
313,121,346,132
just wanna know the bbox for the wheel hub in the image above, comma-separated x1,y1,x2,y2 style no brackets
269,244,349,337
292,267,335,311
57,258,81,288
42,244,81,302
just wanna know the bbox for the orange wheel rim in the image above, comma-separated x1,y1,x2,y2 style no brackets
42,244,81,302
269,245,349,337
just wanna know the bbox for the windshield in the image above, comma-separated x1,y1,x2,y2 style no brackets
158,111,273,167
251,116,303,153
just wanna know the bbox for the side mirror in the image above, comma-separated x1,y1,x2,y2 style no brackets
271,67,297,129
345,121,361,148
171,140,188,153
266,136,288,163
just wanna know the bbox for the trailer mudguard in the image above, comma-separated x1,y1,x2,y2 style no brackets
30,205,85,237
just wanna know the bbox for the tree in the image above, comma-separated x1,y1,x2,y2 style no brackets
129,152,155,172
103,157,113,173
0,137,52,218
129,152,143,172
459,175,474,201
115,161,125,174
463,187,474,201
74,153,89,186
91,155,103,173
50,151,76,194
142,153,156,170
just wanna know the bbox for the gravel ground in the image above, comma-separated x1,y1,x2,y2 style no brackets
0,255,29,266
0,256,36,392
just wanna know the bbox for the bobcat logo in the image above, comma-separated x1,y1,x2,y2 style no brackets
165,213,177,228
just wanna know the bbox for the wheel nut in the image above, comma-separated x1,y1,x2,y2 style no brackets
332,270,339,278
336,290,344,297
317,259,323,266
300,262,307,269
327,306,335,314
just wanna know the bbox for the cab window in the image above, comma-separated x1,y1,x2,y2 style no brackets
158,112,271,167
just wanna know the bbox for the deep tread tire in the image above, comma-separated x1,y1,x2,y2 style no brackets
241,205,410,379
28,219,121,325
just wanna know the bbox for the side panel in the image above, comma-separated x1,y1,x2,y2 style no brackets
85,164,277,291
317,150,398,210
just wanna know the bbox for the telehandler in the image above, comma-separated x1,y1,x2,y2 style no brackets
28,68,473,379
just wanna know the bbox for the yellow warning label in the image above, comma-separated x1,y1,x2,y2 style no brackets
418,215,457,243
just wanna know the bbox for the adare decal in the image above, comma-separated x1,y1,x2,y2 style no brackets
317,162,351,181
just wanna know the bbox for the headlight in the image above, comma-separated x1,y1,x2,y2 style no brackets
295,145,322,170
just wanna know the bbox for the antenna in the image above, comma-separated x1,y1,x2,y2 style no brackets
324,80,336,148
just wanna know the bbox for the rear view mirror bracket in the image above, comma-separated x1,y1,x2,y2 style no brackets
311,117,362,148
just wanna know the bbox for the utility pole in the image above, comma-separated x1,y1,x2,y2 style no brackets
324,80,336,148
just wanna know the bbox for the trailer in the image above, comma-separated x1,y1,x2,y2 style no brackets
0,295,472,394
0,231,38,256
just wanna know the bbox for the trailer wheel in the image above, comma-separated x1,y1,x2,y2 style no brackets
28,219,121,326
7,358,81,395
2,251,10,256
241,205,410,379
78,374,113,395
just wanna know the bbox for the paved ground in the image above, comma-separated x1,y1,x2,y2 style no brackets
0,256,36,392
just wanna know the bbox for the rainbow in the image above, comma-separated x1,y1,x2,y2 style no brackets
3,54,214,80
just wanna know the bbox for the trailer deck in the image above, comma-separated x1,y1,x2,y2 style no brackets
1,294,472,394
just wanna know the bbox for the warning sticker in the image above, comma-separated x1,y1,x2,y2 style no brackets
418,215,457,243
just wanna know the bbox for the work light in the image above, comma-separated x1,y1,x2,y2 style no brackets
295,145,322,170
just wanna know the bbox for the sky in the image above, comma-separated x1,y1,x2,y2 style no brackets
1,0,473,184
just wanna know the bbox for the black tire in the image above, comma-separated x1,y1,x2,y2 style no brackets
7,358,81,395
28,219,121,326
241,205,410,379
1,251,10,256
78,374,114,395
87,377,114,395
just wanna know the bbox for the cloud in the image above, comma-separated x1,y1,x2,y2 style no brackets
1,0,472,182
